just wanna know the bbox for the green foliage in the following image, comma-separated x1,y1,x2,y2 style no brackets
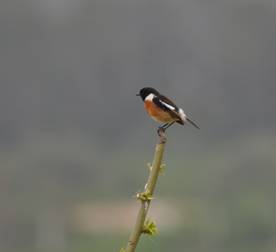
142,219,158,236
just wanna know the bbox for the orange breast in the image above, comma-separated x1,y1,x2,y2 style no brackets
144,101,174,123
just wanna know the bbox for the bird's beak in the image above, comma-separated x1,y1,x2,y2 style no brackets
136,94,140,96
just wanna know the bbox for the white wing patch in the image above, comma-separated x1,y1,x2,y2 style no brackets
159,100,176,111
178,108,187,121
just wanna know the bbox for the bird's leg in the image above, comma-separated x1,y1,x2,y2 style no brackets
157,122,174,136
158,123,168,131
162,122,175,130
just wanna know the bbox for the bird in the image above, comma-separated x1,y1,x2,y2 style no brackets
137,87,199,131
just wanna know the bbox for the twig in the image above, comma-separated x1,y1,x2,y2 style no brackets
121,128,167,252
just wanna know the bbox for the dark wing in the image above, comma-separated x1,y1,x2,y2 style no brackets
159,95,179,109
153,95,183,122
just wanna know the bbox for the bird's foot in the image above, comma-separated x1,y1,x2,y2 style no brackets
158,123,168,131
157,127,166,143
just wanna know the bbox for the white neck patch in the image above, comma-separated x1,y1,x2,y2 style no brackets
145,93,155,101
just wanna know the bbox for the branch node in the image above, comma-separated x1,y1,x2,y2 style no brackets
136,191,154,201
160,163,166,174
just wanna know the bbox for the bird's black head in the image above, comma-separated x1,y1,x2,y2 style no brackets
136,87,159,100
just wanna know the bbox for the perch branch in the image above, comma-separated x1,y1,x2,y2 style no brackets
122,128,167,252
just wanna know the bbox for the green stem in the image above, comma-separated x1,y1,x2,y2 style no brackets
124,129,167,252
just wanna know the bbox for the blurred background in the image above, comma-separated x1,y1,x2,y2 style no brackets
1,0,276,251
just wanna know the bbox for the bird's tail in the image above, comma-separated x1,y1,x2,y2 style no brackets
186,117,200,129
